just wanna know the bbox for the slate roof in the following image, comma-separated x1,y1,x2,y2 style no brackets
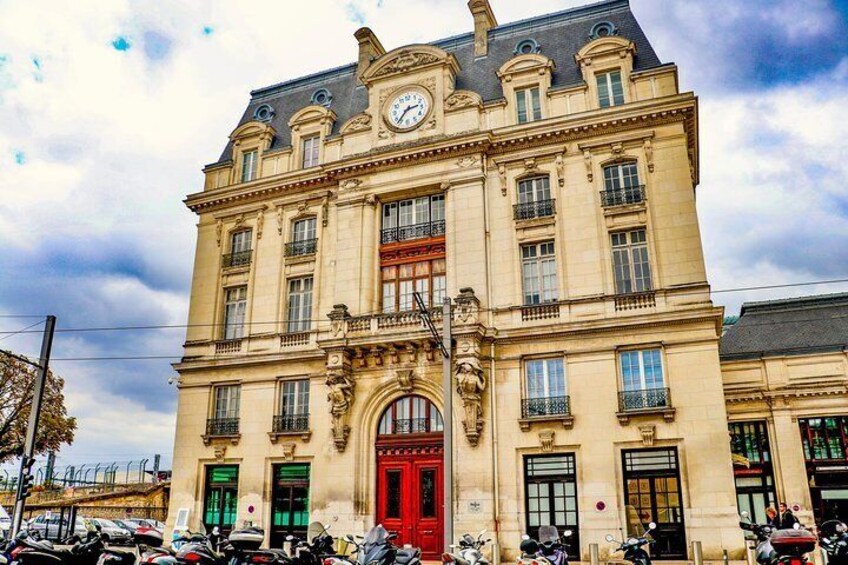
213,0,663,165
720,293,848,360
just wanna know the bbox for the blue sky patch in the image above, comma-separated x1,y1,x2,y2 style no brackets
202,26,214,36
14,151,26,165
345,3,366,26
143,30,172,61
112,36,131,51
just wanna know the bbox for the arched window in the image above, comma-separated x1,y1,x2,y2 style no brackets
378,395,443,435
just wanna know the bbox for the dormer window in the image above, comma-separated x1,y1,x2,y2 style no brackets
241,150,258,183
516,87,542,124
302,135,320,168
597,70,625,108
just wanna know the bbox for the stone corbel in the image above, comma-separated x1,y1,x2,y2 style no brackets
639,425,656,447
455,357,486,447
643,139,654,173
368,347,383,367
583,150,594,182
423,341,436,362
404,342,418,363
539,429,555,453
454,287,480,325
213,445,227,462
396,369,415,393
326,351,354,452
386,345,400,365
280,443,296,461
498,164,507,197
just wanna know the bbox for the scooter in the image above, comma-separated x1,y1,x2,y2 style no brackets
14,529,109,565
442,530,491,565
739,512,817,565
820,521,848,565
175,527,289,565
604,522,656,565
336,525,421,565
286,522,336,565
739,512,776,565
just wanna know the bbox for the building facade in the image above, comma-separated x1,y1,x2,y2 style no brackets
722,294,848,529
168,0,745,560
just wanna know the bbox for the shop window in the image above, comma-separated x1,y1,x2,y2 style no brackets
800,417,848,461
203,465,239,537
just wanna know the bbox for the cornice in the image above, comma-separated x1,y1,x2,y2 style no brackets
725,386,848,404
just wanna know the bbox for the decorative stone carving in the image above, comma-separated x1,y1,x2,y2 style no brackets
583,150,594,182
611,142,625,158
498,164,507,196
297,201,308,214
555,153,565,187
340,178,362,192
644,139,654,173
234,214,245,228
342,113,372,134
321,194,330,227
368,347,383,367
396,370,415,393
256,209,264,239
326,367,355,452
539,429,555,453
455,287,480,325
423,341,435,362
404,342,418,363
445,90,480,111
455,357,486,447
639,425,656,447
523,158,539,174
423,119,437,130
378,129,392,140
280,442,296,461
213,445,227,462
386,345,400,365
373,51,440,77
457,155,480,168
364,194,378,207
215,219,223,247
328,304,350,338
276,206,284,235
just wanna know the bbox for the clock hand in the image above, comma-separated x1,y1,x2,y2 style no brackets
398,104,416,122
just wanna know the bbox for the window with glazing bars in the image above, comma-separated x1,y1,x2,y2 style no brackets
223,286,247,340
214,385,240,420
800,417,848,461
521,241,558,305
525,358,566,398
279,379,309,416
518,176,551,203
292,218,316,242
603,162,642,205
611,229,652,294
516,87,542,124
382,195,444,231
231,230,252,254
730,421,772,464
287,277,313,333
619,349,664,392
241,150,258,182
302,136,320,168
382,258,446,313
597,70,625,108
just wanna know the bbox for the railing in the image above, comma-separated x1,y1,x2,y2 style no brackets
391,418,439,434
285,238,318,257
206,418,240,436
618,388,671,412
272,414,310,433
215,340,242,354
614,291,656,311
381,220,445,244
521,303,560,321
521,396,571,419
347,308,443,333
222,250,252,268
514,199,556,220
280,332,310,348
601,185,646,208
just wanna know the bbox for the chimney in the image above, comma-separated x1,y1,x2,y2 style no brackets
468,0,497,57
354,27,386,81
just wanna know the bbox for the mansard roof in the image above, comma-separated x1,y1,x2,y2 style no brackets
212,0,663,165
720,293,848,360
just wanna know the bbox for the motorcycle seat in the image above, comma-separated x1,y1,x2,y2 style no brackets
396,548,421,564
27,539,62,553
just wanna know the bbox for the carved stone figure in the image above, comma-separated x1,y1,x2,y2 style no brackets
583,150,594,182
373,51,440,77
342,113,372,134
396,370,415,393
455,357,486,446
326,369,355,452
445,90,480,110
276,206,284,235
555,153,565,187
644,139,654,172
498,164,507,196
256,209,264,239
215,219,223,247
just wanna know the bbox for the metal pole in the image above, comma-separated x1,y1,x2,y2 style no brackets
11,315,56,537
693,541,704,565
442,297,453,552
590,544,600,565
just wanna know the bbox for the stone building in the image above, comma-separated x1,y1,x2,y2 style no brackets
722,293,848,528
168,0,745,560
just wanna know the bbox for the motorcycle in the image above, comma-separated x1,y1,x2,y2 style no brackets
604,522,656,565
336,525,421,565
286,522,336,565
175,527,289,565
518,527,572,565
739,512,817,565
13,529,109,565
441,530,491,565
819,521,848,565
739,512,776,565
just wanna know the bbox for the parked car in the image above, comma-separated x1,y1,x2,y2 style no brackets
123,518,164,533
26,513,93,540
112,519,137,534
89,517,133,545
0,505,11,539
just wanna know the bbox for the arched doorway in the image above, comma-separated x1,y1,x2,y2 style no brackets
375,395,444,559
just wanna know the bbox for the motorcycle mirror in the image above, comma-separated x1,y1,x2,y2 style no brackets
793,523,801,530
837,523,846,533
286,535,294,541
563,530,573,537
740,511,750,519
648,522,657,531
345,535,355,542
605,535,615,543
521,535,530,541
480,529,487,536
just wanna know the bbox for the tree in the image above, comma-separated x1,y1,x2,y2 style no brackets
0,350,77,464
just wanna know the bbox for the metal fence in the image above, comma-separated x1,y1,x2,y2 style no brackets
1,457,163,491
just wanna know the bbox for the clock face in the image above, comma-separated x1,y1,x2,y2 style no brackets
388,90,430,130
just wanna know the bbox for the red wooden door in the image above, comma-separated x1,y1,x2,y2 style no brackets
377,450,443,560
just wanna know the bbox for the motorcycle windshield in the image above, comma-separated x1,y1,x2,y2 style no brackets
364,526,388,546
307,522,326,542
538,526,559,544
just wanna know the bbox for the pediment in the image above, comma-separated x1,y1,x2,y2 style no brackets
230,121,275,142
497,53,555,79
288,105,337,128
575,36,636,66
362,44,459,85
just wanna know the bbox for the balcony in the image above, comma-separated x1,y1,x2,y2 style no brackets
215,339,242,355
222,250,252,268
600,185,645,208
519,396,574,431
521,303,560,322
381,220,445,245
391,418,441,434
269,413,311,443
514,199,556,221
203,418,240,445
348,308,444,334
614,291,656,311
285,238,318,257
616,387,675,425
280,332,311,348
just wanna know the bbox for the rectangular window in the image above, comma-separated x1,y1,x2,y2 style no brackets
517,176,551,204
603,162,643,206
730,421,777,525
525,358,566,398
516,87,542,124
524,454,579,557
279,379,310,416
620,349,664,391
521,241,558,305
597,70,625,108
213,385,240,420
292,218,316,242
381,195,445,244
270,463,310,548
241,150,257,183
231,230,252,253
287,277,313,333
800,417,848,461
223,286,247,340
611,229,652,294
302,136,320,168
382,259,445,313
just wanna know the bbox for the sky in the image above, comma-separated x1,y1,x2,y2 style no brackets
0,0,847,470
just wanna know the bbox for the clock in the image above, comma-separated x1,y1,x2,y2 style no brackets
385,88,431,132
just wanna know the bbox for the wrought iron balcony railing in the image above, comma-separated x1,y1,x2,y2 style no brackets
222,250,252,268
618,387,671,412
601,185,646,208
521,396,571,419
381,220,446,244
514,199,556,221
206,418,240,436
285,238,318,257
272,414,310,433
391,418,441,434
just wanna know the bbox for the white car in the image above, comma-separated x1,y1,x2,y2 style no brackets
0,505,11,539
89,518,132,545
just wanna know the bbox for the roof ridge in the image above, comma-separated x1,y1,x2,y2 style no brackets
740,292,848,316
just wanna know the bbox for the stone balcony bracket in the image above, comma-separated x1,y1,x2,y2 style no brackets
269,429,312,443
202,434,241,447
519,414,575,432
615,406,676,426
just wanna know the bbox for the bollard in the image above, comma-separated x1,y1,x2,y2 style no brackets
693,541,704,565
821,547,829,565
590,543,600,565
724,549,730,565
